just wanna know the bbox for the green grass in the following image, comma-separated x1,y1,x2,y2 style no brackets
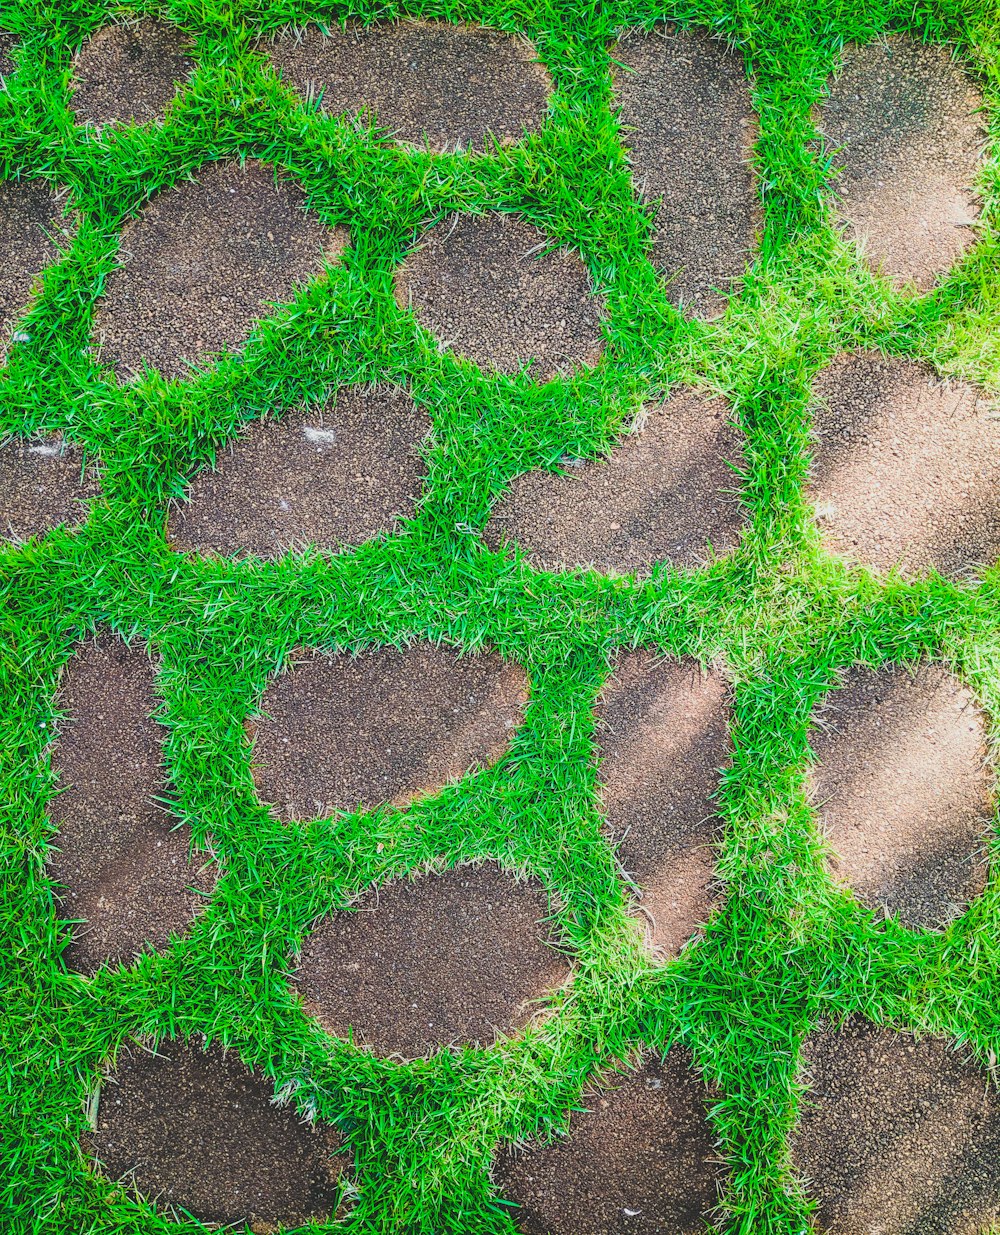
1,0,999,1230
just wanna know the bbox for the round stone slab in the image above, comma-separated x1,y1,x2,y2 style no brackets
809,662,993,930
493,1050,725,1234
0,433,99,544
93,159,347,380
264,21,551,152
70,17,195,130
248,642,528,820
84,1038,350,1231
294,863,569,1059
46,632,216,976
596,652,730,959
809,352,1000,578
792,1017,1000,1234
613,25,760,318
394,211,605,380
815,36,985,291
0,178,71,362
168,388,431,559
483,392,745,574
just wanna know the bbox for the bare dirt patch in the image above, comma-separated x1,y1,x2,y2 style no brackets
85,1037,350,1231
70,17,195,131
0,31,17,80
613,25,759,318
596,652,730,959
808,351,1000,578
93,159,347,381
815,36,985,291
0,433,99,543
394,211,604,380
264,21,551,152
167,387,430,559
494,1049,724,1234
248,643,528,821
792,1016,1000,1234
809,662,993,930
294,862,568,1059
1,178,71,361
46,632,215,976
483,392,745,574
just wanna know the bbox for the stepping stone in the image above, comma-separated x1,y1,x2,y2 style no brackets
0,433,99,544
264,21,551,152
167,388,431,559
84,1038,350,1230
483,392,744,574
613,25,759,318
394,211,604,380
809,352,1000,578
792,1017,1000,1234
494,1050,725,1234
46,632,215,976
93,160,347,380
248,643,528,821
815,36,985,291
70,17,195,131
294,863,569,1059
0,31,17,80
1,177,70,361
596,652,729,958
809,662,993,930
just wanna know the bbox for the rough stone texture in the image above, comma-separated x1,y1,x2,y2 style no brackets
85,1038,350,1231
809,352,1000,578
248,643,528,821
0,31,17,80
0,178,71,361
294,863,569,1059
0,433,99,544
792,1017,1000,1235
168,388,431,559
70,17,195,131
494,1050,725,1234
596,652,730,958
815,36,986,291
613,25,760,318
264,21,551,152
809,663,993,930
46,633,215,976
394,211,605,380
93,159,347,380
483,392,745,575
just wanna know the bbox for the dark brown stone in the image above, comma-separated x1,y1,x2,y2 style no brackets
294,863,570,1059
0,178,71,361
46,632,215,976
0,433,99,544
71,17,195,130
264,20,551,152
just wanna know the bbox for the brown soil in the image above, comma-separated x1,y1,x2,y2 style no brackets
92,159,347,381
294,863,569,1059
809,662,993,930
46,632,215,976
494,1049,724,1234
0,178,71,361
1,433,99,543
394,211,605,380
248,642,528,821
792,1017,1000,1234
264,21,551,153
483,392,745,575
70,17,195,131
808,351,1000,579
613,26,760,318
167,387,431,559
596,652,730,959
0,31,16,79
84,1037,350,1231
815,36,985,291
